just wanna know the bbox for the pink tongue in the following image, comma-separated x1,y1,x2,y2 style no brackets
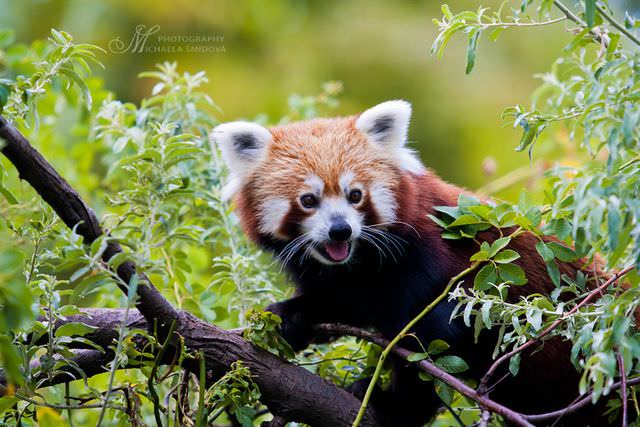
324,241,349,261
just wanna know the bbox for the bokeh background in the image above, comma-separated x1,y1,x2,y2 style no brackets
0,0,638,195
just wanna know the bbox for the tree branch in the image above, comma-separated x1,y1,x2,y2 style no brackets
317,323,640,425
0,115,178,327
316,324,535,427
477,264,634,394
6,311,636,426
2,308,382,427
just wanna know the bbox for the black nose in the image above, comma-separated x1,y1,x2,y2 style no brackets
328,218,352,241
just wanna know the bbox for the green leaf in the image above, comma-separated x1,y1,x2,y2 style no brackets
547,242,578,262
535,241,555,263
585,0,596,28
0,336,23,386
481,300,493,329
435,355,469,373
489,237,511,257
448,214,483,227
474,264,498,291
418,371,434,381
488,27,504,42
494,249,520,264
0,396,19,414
525,207,542,227
0,183,18,205
468,204,492,219
407,352,429,362
0,29,15,48
498,263,527,285
427,339,450,355
509,353,521,376
465,30,480,75
427,214,449,228
54,322,97,338
435,379,453,405
0,84,9,111
526,307,543,330
607,207,621,252
546,261,561,287
457,193,481,208
470,250,490,261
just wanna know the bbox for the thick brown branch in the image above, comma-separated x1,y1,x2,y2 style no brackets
0,115,178,326
3,312,382,426
0,349,114,396
7,311,637,426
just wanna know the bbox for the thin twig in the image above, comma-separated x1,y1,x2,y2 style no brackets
14,392,127,412
96,280,135,427
318,324,534,427
65,382,74,427
318,323,640,425
476,16,567,30
553,0,607,46
148,319,178,427
196,351,206,427
478,264,635,394
525,376,640,422
351,261,482,427
617,350,629,427
595,4,640,47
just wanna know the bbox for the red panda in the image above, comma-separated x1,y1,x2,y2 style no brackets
213,101,609,426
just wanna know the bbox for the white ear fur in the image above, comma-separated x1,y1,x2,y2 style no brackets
210,121,272,197
356,100,424,174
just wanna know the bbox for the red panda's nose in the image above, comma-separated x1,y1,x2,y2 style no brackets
328,218,352,241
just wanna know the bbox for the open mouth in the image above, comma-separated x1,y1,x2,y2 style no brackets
318,241,352,263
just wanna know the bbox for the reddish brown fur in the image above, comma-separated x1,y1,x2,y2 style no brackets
228,113,613,426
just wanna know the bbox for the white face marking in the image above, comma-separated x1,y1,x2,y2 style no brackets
339,171,355,193
304,174,324,195
369,181,397,225
258,197,291,236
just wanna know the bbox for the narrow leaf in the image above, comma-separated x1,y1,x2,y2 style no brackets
465,30,480,75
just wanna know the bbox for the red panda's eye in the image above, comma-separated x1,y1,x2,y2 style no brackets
348,189,362,204
300,194,319,209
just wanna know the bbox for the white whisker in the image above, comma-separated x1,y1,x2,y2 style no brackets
278,232,313,270
369,220,420,238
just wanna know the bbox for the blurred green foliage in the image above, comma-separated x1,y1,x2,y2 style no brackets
0,0,589,195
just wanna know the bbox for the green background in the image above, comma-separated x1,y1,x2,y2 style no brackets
1,0,613,196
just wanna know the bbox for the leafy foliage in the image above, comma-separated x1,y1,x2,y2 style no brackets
0,25,365,425
427,0,640,422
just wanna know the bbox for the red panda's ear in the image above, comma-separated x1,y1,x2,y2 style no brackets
355,100,411,148
356,100,425,175
210,121,272,197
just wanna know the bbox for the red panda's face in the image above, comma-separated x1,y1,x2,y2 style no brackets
212,100,424,266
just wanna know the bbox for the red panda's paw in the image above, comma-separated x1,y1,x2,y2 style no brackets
265,298,312,352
